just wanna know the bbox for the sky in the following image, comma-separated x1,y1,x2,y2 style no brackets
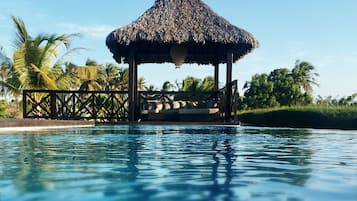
1,0,356,97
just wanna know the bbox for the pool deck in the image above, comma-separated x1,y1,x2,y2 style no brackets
100,121,240,126
0,119,95,132
0,119,240,133
0,118,353,133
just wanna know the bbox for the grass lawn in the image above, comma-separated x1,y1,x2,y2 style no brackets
238,106,357,130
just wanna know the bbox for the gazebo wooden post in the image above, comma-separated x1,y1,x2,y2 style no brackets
128,48,137,121
214,63,219,91
225,49,233,122
134,60,139,120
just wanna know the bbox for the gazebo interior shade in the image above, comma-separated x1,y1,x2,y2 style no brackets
106,0,259,65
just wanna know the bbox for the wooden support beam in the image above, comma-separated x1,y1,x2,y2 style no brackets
214,63,219,91
22,90,27,118
50,91,57,120
134,61,139,120
225,49,233,122
128,49,135,121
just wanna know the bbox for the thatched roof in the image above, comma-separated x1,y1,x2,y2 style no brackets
106,0,259,65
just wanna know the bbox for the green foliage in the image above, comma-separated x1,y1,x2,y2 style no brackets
180,76,215,92
172,76,215,101
239,106,357,130
0,47,12,97
0,16,83,98
146,76,214,93
145,85,158,91
292,60,319,94
162,81,175,91
103,63,121,91
198,76,214,92
85,58,99,66
138,77,146,91
76,62,105,91
268,68,299,105
242,60,318,109
2,17,135,95
0,46,20,98
243,73,279,109
182,76,201,92
73,60,134,91
0,100,20,118
0,100,6,117
316,93,357,106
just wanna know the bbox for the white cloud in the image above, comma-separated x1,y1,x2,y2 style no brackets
59,23,116,39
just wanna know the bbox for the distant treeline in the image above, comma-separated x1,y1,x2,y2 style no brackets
240,60,356,109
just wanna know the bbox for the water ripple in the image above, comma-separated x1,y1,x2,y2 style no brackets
0,126,356,201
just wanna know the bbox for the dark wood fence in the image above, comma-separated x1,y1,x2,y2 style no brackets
23,90,129,122
23,80,239,122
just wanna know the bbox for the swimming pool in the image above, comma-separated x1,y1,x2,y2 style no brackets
0,125,356,201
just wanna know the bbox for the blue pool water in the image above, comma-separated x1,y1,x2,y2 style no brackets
0,125,356,201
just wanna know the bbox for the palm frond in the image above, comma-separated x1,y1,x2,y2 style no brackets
29,64,57,89
0,78,22,97
13,47,27,75
53,47,86,68
0,47,11,65
55,63,79,89
11,16,30,48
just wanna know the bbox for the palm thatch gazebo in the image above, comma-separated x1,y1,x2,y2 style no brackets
106,0,259,122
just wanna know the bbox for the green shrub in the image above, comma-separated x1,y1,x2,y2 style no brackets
0,100,21,118
239,106,357,130
0,100,7,117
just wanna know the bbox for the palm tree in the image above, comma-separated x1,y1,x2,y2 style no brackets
292,60,319,94
145,85,157,91
76,59,105,91
55,62,81,90
182,76,200,92
102,65,130,91
102,63,121,91
162,81,175,91
0,46,23,102
10,16,80,91
0,47,12,99
198,76,214,92
117,68,129,90
137,77,146,91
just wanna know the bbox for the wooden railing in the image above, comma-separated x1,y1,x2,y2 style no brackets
23,90,129,122
218,80,239,122
23,80,238,122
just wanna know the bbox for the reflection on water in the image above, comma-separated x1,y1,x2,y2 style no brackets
0,126,356,201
